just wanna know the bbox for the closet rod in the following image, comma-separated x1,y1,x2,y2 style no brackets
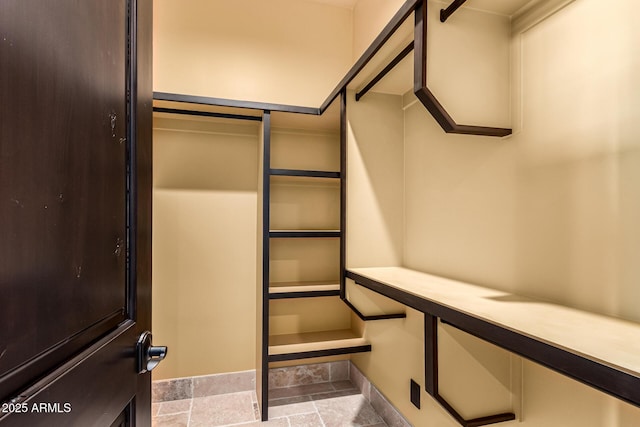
319,0,419,112
355,41,414,101
154,91,319,115
440,0,467,22
153,107,262,122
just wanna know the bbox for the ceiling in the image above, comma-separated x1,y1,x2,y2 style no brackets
308,0,534,15
305,0,359,9
461,0,534,16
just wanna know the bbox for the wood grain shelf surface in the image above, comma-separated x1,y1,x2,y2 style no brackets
270,169,341,179
269,282,341,299
269,230,340,238
268,329,370,362
347,266,640,407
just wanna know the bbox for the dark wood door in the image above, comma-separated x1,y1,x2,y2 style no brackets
0,0,154,425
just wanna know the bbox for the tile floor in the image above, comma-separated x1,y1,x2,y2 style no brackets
152,380,389,427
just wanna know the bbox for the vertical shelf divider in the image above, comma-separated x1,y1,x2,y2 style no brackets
259,110,271,421
339,90,348,299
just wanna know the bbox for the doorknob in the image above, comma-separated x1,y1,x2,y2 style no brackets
136,331,167,374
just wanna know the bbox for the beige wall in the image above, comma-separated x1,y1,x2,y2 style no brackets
346,91,404,269
352,0,406,59
349,0,640,425
152,116,259,380
154,0,353,106
267,114,352,350
407,0,640,322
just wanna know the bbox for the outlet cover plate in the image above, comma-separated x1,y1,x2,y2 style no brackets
410,379,420,409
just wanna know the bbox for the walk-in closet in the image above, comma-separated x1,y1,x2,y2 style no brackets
150,0,640,426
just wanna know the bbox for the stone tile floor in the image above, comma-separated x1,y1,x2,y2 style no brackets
152,380,389,427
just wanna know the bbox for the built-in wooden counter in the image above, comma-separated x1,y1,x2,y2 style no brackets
346,266,640,409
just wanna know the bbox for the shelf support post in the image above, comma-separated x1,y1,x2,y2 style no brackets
340,90,348,299
258,110,272,421
424,314,516,427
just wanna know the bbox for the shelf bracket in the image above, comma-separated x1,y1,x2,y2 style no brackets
440,0,468,23
425,314,516,427
356,41,414,102
414,0,512,137
342,297,406,321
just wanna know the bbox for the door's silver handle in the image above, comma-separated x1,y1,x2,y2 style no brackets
136,331,167,374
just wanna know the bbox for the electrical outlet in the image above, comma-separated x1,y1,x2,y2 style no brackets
410,379,420,409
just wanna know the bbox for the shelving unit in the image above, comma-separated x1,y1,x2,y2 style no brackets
151,97,369,408
257,93,371,421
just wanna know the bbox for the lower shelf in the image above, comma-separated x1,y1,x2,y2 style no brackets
268,329,371,362
269,281,341,299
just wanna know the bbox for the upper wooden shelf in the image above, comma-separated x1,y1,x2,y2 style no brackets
270,230,340,238
270,169,341,179
346,266,640,407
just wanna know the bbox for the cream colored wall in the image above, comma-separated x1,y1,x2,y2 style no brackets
152,116,259,380
345,88,408,332
346,91,404,269
352,0,406,59
407,0,640,322
153,0,353,107
349,0,640,425
507,0,640,321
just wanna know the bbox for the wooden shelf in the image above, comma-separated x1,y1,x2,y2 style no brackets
269,230,340,238
270,168,340,179
268,329,371,362
269,281,340,299
346,266,640,407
